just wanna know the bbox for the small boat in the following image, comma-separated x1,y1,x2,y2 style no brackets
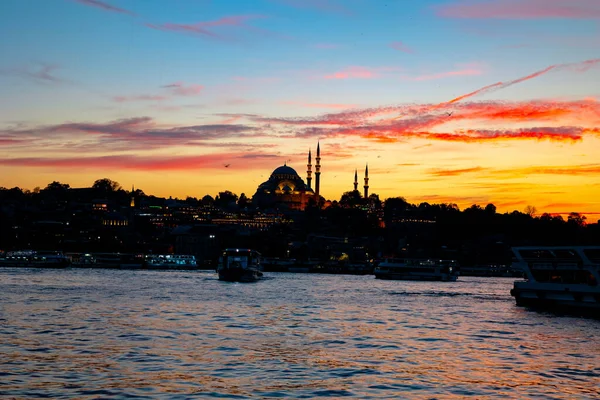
217,248,263,282
0,250,70,268
374,258,459,281
510,246,600,316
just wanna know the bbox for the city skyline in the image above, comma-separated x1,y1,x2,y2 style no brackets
1,0,600,215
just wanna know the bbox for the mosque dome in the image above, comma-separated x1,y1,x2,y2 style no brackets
271,165,299,178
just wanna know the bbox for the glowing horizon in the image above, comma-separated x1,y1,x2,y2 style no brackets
1,0,599,217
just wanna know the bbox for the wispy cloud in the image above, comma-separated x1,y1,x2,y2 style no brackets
439,58,600,106
113,95,167,102
112,82,203,102
161,82,204,96
0,152,280,171
435,0,600,20
275,0,352,15
410,66,483,81
73,0,136,16
0,63,67,84
146,15,269,40
280,101,358,109
428,167,485,176
389,41,414,53
323,66,400,80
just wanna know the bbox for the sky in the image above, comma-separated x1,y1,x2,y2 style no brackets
1,0,599,216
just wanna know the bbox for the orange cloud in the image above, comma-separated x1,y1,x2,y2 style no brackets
428,167,485,176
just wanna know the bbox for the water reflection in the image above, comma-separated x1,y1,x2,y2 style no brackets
0,269,598,398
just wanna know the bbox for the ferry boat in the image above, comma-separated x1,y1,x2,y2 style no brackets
0,250,70,268
70,253,144,269
144,254,198,270
217,248,263,282
510,246,600,316
374,258,459,281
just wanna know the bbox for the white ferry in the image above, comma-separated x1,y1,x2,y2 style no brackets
510,246,600,316
144,254,198,270
374,258,459,281
0,250,70,268
217,248,263,282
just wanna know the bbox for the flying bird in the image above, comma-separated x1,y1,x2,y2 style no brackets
224,164,231,168
446,112,453,117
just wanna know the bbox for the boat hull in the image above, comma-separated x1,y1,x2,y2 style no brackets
375,272,457,281
511,282,600,317
218,267,262,282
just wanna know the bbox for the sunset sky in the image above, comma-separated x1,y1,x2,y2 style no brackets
1,0,599,216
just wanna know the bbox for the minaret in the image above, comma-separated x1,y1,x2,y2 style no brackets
306,148,312,189
130,184,135,207
354,169,358,191
315,142,321,200
363,164,369,199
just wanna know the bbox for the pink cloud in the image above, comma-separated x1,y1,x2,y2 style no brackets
161,82,204,96
146,15,268,40
276,0,352,15
113,95,167,102
435,0,600,20
280,101,358,109
324,66,382,80
0,152,280,171
411,67,483,81
389,41,414,53
73,0,136,16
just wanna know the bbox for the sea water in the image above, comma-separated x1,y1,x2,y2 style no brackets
1,269,598,399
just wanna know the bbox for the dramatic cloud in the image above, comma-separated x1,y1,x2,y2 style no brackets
146,15,267,40
73,0,136,16
0,117,269,152
252,98,600,143
435,0,600,20
389,41,414,53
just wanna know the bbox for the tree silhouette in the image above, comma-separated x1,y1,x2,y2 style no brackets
92,178,121,192
44,181,70,191
524,205,537,217
201,195,214,206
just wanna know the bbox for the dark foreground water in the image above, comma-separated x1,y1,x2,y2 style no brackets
0,269,598,399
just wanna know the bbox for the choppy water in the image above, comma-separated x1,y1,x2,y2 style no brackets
0,269,598,399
